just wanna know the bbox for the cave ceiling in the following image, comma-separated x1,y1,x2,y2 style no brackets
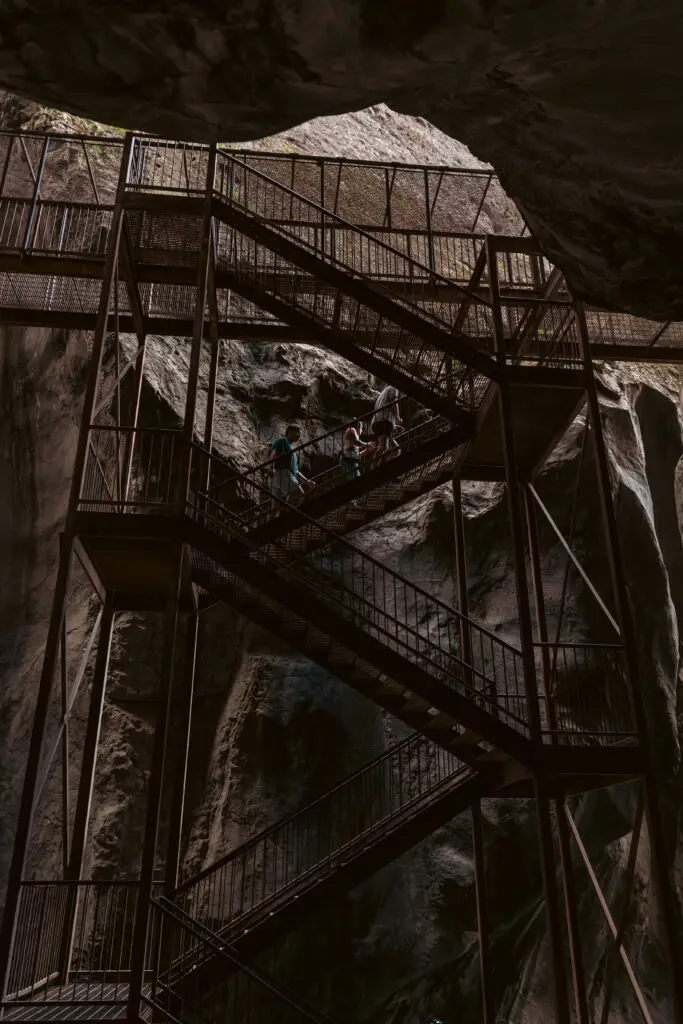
0,0,682,316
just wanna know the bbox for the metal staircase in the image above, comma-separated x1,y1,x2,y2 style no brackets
205,394,476,555
205,153,498,420
180,458,632,760
163,733,484,991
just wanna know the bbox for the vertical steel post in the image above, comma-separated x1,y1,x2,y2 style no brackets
59,611,70,876
471,801,493,1023
59,604,115,982
22,137,49,250
0,138,133,996
127,545,185,1020
486,235,571,1024
452,475,473,669
575,301,683,1022
453,475,492,1020
525,489,590,1024
164,614,199,893
180,144,217,507
65,604,115,879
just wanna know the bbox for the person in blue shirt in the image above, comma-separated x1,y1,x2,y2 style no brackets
268,424,315,501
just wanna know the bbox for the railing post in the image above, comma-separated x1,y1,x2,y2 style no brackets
486,234,571,1024
22,137,49,250
575,299,683,1023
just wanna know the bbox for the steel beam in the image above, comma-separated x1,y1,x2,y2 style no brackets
164,614,199,892
486,235,571,1024
59,604,115,983
526,409,597,1024
471,801,493,1023
127,543,185,1019
0,134,133,999
599,789,645,1024
452,474,492,1020
178,143,217,508
0,540,74,997
528,482,620,636
563,803,654,1024
575,300,683,1023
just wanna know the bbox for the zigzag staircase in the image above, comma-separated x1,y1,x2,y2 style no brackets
207,153,498,421
163,732,486,994
206,394,476,557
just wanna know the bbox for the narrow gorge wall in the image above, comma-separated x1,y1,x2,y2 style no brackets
1,101,682,1022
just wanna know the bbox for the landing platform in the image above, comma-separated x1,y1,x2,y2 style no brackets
74,514,196,612
462,371,586,480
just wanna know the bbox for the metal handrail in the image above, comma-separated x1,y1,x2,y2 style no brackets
177,731,469,891
207,395,457,520
195,445,523,661
215,151,493,312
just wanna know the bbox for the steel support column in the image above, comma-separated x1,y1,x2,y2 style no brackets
164,613,199,893
59,603,115,982
453,474,492,1021
0,137,133,996
471,800,493,1023
127,544,185,1020
180,143,217,506
486,235,571,1024
575,300,683,1023
525,489,590,1024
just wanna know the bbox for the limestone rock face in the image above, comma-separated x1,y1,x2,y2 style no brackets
1,102,683,1022
1,3,683,314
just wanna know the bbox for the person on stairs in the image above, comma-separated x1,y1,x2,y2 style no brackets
268,424,315,505
370,385,402,463
339,419,373,483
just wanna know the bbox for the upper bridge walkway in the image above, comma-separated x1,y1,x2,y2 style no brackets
0,129,680,365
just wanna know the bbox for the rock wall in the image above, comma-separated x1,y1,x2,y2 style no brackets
0,101,682,1022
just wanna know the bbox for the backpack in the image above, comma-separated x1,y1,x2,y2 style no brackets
271,436,293,473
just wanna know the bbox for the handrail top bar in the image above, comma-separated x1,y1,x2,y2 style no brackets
0,128,126,146
0,128,497,178
215,152,494,310
177,738,470,890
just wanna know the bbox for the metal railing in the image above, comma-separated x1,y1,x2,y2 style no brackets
220,148,524,236
77,427,634,746
214,151,495,341
126,137,211,195
535,642,633,743
150,898,339,1024
190,449,530,735
3,881,145,1005
0,198,114,257
81,426,182,512
175,733,469,938
77,426,633,745
217,226,489,405
207,394,461,531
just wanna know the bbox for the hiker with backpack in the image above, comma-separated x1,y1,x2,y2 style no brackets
370,384,403,463
268,424,315,502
